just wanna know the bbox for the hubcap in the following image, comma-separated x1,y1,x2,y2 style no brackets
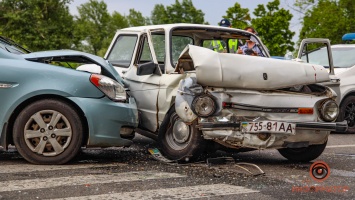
165,114,192,151
24,110,72,156
172,120,190,144
344,102,355,127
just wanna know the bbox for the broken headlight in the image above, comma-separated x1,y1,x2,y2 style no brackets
191,94,216,117
319,100,339,122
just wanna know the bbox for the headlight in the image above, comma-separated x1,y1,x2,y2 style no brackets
319,100,339,122
90,74,126,101
191,95,216,117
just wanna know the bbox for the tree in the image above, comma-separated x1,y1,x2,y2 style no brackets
126,8,148,26
252,0,295,56
151,4,169,25
222,2,251,29
150,0,205,25
74,0,113,56
298,0,351,44
0,0,75,51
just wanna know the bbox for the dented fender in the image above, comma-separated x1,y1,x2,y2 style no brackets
175,77,200,122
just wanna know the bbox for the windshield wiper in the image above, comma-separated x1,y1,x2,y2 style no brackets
0,36,31,53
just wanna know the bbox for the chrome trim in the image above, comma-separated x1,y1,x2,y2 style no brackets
223,102,299,113
0,83,15,88
197,120,347,132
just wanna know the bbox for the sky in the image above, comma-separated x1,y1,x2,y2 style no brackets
68,0,302,41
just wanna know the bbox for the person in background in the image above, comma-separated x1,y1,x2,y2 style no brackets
237,26,263,56
211,19,241,53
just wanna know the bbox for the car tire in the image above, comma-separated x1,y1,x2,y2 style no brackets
337,96,355,133
158,107,206,162
13,99,83,164
277,142,327,162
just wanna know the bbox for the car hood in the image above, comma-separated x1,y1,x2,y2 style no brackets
334,67,352,75
21,50,123,83
177,45,330,90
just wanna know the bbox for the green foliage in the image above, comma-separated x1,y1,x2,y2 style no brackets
252,0,295,56
222,2,251,29
151,4,169,24
0,0,75,51
74,0,112,56
150,0,205,24
127,8,148,26
298,0,352,44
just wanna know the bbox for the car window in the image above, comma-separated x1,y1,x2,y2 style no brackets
301,46,355,68
0,36,31,54
138,34,165,63
202,39,227,53
171,36,193,66
106,35,138,68
331,47,355,68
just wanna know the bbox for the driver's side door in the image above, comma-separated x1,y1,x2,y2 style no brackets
123,34,162,133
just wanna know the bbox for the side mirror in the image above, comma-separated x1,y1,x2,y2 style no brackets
137,61,161,76
76,64,101,74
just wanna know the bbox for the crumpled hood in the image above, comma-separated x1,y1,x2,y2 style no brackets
22,50,123,83
177,45,330,90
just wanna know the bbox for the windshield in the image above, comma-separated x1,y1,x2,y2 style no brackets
301,46,355,68
0,36,31,54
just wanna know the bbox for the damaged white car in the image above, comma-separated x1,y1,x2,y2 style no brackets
105,24,347,162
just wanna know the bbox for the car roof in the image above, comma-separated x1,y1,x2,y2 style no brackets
331,44,355,48
120,23,247,33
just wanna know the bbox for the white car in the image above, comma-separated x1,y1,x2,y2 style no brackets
297,34,355,133
105,24,347,162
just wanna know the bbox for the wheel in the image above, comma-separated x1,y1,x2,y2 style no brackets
158,107,206,162
13,99,83,164
337,96,355,133
278,142,327,162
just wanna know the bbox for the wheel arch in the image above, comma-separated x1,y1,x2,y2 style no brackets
158,104,175,136
339,91,355,107
3,94,89,149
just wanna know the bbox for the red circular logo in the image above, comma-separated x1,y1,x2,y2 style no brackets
309,161,330,182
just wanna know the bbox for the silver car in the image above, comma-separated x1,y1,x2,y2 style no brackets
105,24,347,162
297,34,355,133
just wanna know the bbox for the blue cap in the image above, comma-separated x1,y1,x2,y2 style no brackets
219,18,231,27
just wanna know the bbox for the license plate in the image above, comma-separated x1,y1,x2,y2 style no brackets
241,121,296,134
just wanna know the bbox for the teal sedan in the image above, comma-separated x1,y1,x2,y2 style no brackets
0,37,138,164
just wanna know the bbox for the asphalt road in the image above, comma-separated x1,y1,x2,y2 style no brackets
0,133,354,200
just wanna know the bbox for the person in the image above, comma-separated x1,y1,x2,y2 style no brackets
237,27,263,56
210,19,241,53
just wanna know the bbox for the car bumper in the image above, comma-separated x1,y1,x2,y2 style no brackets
197,120,348,132
68,96,138,147
197,120,347,149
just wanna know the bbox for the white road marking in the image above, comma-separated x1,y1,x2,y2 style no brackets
0,171,185,192
0,163,125,174
55,184,259,200
326,144,355,148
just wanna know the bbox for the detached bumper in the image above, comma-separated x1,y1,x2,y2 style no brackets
197,120,348,132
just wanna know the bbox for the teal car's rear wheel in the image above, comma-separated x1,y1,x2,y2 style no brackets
13,99,83,164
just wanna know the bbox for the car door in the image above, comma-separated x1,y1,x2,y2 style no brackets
123,31,163,133
296,39,340,101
